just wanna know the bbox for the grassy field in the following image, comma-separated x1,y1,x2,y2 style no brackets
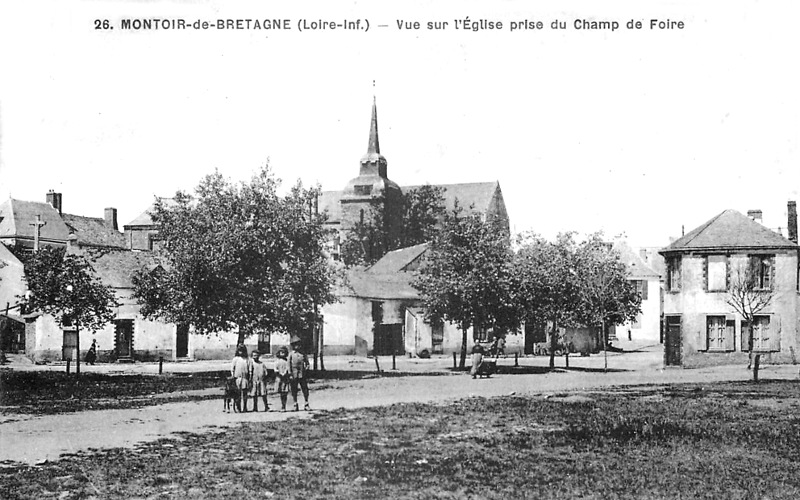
2,380,799,499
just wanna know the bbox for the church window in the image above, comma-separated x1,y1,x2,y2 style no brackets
354,185,372,196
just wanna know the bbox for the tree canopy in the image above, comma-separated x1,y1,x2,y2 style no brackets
340,185,446,267
412,206,518,368
132,165,338,345
19,246,118,332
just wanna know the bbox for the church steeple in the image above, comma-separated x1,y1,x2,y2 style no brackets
359,96,388,178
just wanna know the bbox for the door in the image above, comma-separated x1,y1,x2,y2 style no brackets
374,324,404,355
115,319,134,358
176,324,189,358
524,321,546,355
257,331,270,355
664,315,682,366
62,330,78,361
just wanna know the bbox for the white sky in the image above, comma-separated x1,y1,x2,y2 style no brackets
1,0,798,248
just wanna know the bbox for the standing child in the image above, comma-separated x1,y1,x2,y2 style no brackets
231,344,251,412
249,351,269,412
288,342,311,411
274,347,291,411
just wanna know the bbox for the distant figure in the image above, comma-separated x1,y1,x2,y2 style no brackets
496,336,506,357
231,344,251,412
274,346,291,411
470,343,484,379
85,340,97,365
288,342,310,411
249,350,269,412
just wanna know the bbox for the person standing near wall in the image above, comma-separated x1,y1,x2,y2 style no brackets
288,342,310,411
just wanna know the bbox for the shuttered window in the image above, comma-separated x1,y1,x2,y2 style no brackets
706,315,735,352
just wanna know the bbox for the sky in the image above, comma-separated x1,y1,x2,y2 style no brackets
1,0,798,248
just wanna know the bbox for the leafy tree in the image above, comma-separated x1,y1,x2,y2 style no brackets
412,206,518,368
19,246,118,373
514,232,582,370
573,234,641,371
132,165,338,346
340,185,446,267
726,260,774,374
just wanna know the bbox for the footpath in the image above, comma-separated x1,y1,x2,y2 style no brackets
2,344,798,465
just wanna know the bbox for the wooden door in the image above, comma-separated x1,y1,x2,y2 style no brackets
62,330,78,361
176,324,189,358
664,316,682,366
115,320,134,358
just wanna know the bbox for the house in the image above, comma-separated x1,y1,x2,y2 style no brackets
611,239,663,343
659,203,800,367
0,243,26,353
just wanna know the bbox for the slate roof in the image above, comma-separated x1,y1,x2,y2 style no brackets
62,214,126,249
340,269,420,300
0,199,71,243
405,181,501,216
661,209,799,253
317,191,343,224
613,240,661,280
88,250,159,288
367,243,428,274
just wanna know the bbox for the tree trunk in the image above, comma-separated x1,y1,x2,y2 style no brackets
75,321,81,376
753,354,761,382
236,330,246,348
549,318,558,370
460,327,468,369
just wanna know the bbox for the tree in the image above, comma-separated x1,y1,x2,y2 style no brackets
132,165,338,347
412,206,518,368
340,185,446,267
573,234,642,371
19,246,118,373
514,232,582,370
726,260,774,375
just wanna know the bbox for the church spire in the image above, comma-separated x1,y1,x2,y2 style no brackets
367,96,380,155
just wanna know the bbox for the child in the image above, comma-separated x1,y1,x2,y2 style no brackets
230,344,251,412
274,346,291,411
288,342,311,411
249,350,269,412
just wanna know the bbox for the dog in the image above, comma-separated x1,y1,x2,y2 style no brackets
223,376,238,413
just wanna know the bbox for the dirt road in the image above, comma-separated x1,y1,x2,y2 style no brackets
2,346,798,465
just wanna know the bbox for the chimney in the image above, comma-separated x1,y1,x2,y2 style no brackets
747,210,763,224
104,207,118,231
46,190,62,215
788,201,798,244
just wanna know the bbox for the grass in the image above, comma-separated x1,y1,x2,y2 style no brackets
2,380,800,499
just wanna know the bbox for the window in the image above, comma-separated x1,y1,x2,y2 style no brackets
706,255,728,292
741,315,780,352
667,257,681,292
633,280,649,300
749,255,773,290
354,185,372,196
706,315,735,351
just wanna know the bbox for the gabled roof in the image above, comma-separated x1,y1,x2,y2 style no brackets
613,240,660,279
368,243,428,274
124,198,176,227
317,191,343,224
661,209,799,253
341,269,420,300
404,181,501,216
62,214,126,249
0,199,71,243
87,250,159,288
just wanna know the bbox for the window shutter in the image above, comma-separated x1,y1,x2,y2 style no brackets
725,316,735,352
704,315,711,350
702,257,708,292
741,321,751,352
768,315,781,352
642,280,649,300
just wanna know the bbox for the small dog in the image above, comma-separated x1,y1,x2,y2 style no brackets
223,376,238,413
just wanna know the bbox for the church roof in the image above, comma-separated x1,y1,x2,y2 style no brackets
0,198,71,243
661,209,799,253
406,181,502,216
318,191,343,224
368,243,428,274
62,213,126,249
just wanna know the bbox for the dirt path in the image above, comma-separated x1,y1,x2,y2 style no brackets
2,350,798,465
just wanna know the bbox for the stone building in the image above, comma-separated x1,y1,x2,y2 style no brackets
659,203,800,367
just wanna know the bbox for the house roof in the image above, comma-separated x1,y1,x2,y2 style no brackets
341,269,420,300
124,198,176,227
0,199,71,243
87,250,159,288
367,243,428,274
661,209,799,253
612,240,661,279
62,214,126,249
